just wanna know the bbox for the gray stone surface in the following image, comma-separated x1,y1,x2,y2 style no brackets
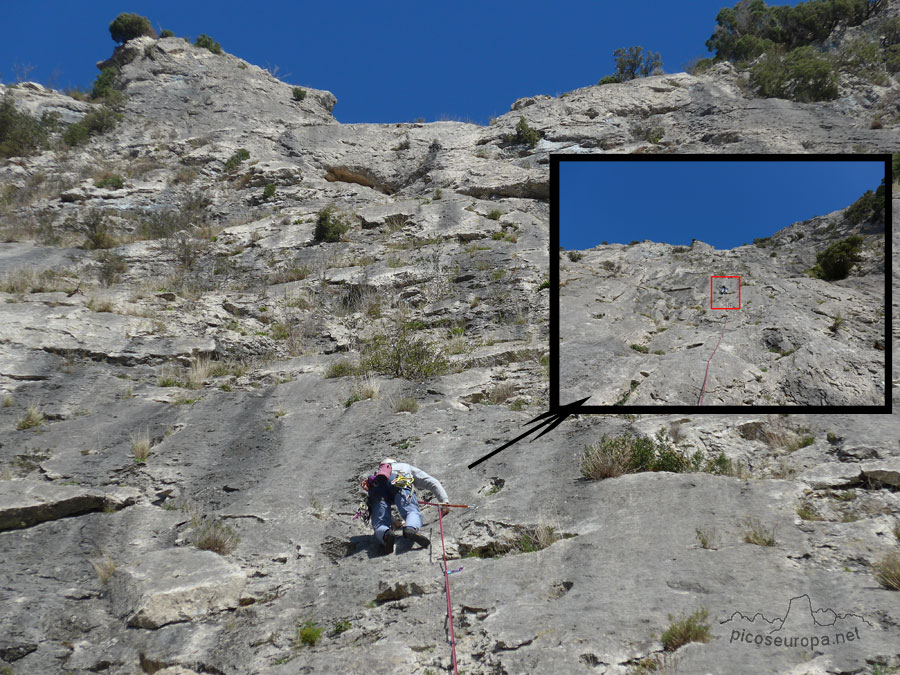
0,480,138,531
109,548,246,628
0,15,897,675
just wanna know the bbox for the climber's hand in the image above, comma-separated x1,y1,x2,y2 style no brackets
440,504,450,517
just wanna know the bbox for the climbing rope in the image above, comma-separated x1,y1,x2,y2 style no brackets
421,501,469,675
699,315,727,405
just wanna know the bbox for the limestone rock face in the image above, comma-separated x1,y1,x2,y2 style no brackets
0,13,897,675
109,548,246,628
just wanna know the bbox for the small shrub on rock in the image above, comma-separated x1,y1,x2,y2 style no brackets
506,116,542,148
581,429,694,479
94,173,124,190
224,148,250,172
83,210,118,250
195,34,222,55
263,183,276,200
313,205,350,243
750,47,838,103
295,620,323,648
160,29,175,38
109,13,156,44
91,67,119,101
845,182,884,225
810,234,864,281
0,92,50,158
361,321,449,380
292,87,307,101
597,74,620,85
63,106,121,147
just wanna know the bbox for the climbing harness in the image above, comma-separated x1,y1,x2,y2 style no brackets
699,315,727,405
421,501,469,675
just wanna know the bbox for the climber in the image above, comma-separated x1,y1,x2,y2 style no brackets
719,284,729,295
362,458,451,554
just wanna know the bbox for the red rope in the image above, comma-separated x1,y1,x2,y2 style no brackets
437,506,458,674
421,502,462,674
699,315,727,405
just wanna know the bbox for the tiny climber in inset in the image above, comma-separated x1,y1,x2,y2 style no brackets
719,284,729,295
362,458,450,554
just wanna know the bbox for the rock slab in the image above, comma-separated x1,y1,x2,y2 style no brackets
109,548,246,629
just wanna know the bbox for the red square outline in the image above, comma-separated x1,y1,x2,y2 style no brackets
711,276,741,310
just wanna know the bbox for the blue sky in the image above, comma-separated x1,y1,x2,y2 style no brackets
2,0,806,125
559,161,885,250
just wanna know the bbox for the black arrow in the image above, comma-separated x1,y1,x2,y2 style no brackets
467,396,591,469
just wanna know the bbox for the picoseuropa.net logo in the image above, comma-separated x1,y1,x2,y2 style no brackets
721,594,873,651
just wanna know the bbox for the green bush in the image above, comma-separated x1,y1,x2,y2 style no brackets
597,74,620,85
160,29,175,38
613,45,663,81
750,46,838,102
296,620,323,648
845,181,884,224
292,87,307,101
581,429,694,479
487,209,502,220
263,183,275,200
361,321,449,380
733,35,775,62
507,116,541,148
109,13,155,44
224,148,250,171
706,0,885,61
83,210,118,250
94,173,124,189
195,34,222,54
63,106,121,147
91,67,119,101
631,123,664,144
313,206,350,243
810,234,864,281
839,37,889,84
0,91,50,158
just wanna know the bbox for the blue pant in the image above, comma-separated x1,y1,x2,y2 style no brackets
371,487,422,544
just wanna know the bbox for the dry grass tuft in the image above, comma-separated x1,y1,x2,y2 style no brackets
661,607,711,651
16,404,44,430
486,381,516,405
873,551,900,591
393,396,418,413
193,519,240,555
89,554,116,583
86,296,115,313
130,429,151,462
741,517,776,546
186,357,210,389
695,527,719,550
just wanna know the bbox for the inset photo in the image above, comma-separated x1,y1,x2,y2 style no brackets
552,155,891,412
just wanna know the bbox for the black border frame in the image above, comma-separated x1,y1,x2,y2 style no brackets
550,153,892,414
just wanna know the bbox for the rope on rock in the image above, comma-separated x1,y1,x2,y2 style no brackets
421,502,468,675
699,315,727,405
